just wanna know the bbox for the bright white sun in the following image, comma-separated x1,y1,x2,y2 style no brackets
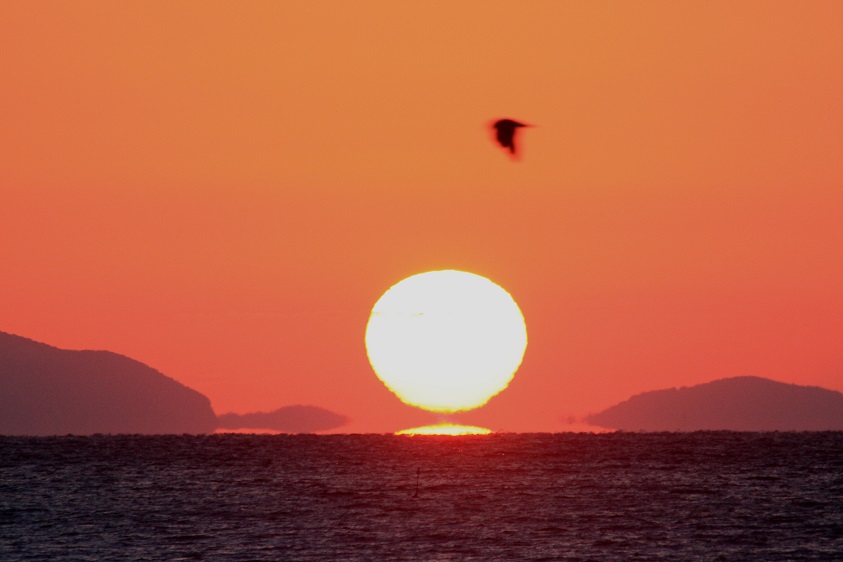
365,270,527,413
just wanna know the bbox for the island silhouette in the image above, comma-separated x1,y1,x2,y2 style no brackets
0,331,348,435
217,405,349,433
586,376,843,431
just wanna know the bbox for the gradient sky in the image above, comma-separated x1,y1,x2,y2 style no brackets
2,2,842,433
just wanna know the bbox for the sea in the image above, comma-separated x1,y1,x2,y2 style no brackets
1,432,841,561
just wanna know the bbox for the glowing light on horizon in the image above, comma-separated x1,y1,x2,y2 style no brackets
365,270,527,413
396,423,492,436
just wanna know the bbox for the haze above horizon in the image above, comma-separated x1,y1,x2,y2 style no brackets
1,2,841,433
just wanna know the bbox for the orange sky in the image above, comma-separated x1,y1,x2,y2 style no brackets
2,2,842,432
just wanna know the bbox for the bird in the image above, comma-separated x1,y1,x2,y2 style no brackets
492,118,531,157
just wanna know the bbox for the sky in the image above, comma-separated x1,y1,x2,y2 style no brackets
2,2,842,433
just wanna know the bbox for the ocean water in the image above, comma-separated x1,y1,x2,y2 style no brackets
1,433,841,561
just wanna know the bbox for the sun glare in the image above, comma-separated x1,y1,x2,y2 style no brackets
365,270,528,414
396,423,492,436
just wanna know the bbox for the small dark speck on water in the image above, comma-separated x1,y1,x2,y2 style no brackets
0,432,841,561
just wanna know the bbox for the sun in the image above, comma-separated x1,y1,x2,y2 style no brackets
365,270,527,414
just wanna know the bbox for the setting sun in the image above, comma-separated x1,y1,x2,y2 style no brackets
365,270,528,414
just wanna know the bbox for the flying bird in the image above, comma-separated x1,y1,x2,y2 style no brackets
492,118,531,157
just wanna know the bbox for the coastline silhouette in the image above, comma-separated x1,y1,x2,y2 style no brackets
586,376,843,431
0,331,349,435
217,405,349,433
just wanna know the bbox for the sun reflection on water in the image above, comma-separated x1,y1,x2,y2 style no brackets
395,423,492,436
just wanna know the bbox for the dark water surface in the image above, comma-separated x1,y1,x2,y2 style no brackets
1,433,841,560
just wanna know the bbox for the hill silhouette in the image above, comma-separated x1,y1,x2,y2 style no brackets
0,331,349,435
586,376,843,431
0,331,217,435
217,405,350,433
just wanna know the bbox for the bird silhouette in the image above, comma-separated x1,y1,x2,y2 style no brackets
492,118,530,157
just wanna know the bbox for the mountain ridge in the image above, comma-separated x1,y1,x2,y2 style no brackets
0,331,348,435
585,376,843,431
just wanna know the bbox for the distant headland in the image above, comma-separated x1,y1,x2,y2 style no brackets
217,405,349,433
0,331,349,435
586,376,843,431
